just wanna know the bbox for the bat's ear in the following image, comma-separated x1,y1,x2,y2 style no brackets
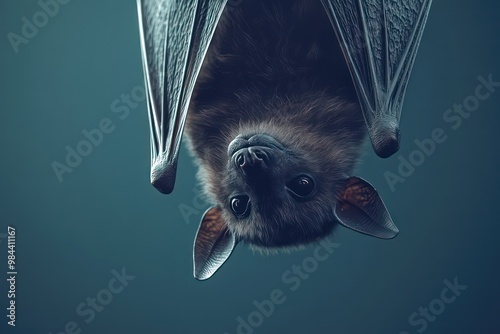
334,177,399,239
193,206,237,280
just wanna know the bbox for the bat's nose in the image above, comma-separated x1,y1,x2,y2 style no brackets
234,147,270,174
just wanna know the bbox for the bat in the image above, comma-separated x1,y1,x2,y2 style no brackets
136,0,432,280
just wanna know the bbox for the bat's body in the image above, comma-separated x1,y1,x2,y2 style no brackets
137,0,432,279
187,0,365,248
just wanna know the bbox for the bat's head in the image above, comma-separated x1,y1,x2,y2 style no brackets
223,133,345,248
193,124,399,280
223,131,399,245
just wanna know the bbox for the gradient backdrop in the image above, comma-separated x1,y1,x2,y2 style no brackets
1,0,499,333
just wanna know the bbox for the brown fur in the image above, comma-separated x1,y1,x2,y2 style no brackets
185,0,367,248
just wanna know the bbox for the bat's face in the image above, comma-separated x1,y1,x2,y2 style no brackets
189,95,395,251
217,131,355,249
190,103,403,280
192,126,399,280
190,98,399,279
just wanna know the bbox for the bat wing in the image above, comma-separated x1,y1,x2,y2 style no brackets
137,0,228,194
321,0,433,158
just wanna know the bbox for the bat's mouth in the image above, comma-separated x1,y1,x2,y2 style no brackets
227,134,285,158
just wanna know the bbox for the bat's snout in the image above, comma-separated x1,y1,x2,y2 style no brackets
228,134,286,186
227,134,285,157
233,146,271,175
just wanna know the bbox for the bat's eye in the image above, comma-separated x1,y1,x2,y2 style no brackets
286,175,315,199
230,195,251,218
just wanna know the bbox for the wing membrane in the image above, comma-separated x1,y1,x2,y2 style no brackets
321,0,433,158
137,0,228,194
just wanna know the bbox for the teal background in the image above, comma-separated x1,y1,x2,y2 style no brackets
0,0,499,333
